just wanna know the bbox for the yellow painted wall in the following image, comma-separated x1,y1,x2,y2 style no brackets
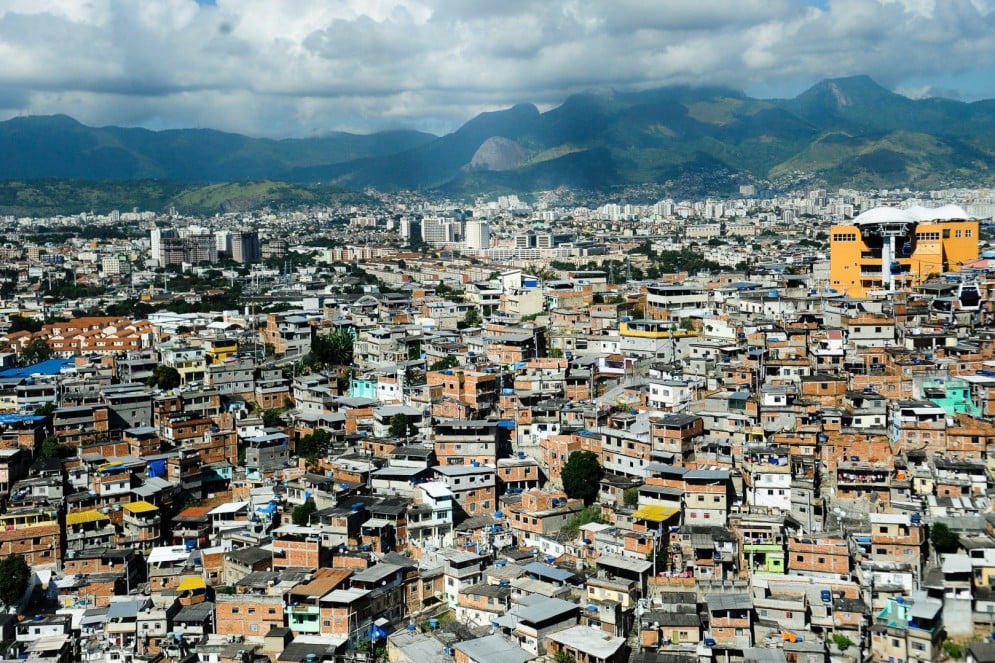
830,221,978,297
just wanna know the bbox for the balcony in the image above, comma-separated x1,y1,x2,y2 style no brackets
837,473,889,487
67,524,116,545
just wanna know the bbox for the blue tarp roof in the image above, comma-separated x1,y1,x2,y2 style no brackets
0,414,45,424
0,358,74,379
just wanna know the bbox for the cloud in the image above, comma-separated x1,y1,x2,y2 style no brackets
0,0,994,136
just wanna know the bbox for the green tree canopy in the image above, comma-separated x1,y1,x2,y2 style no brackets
147,365,182,390
307,329,354,368
297,428,333,462
931,522,960,554
0,555,31,609
389,414,418,440
261,408,285,429
562,504,605,533
561,450,603,504
19,337,52,366
8,316,42,333
429,355,459,371
35,402,57,418
39,435,75,460
463,308,482,327
292,498,317,526
831,634,854,652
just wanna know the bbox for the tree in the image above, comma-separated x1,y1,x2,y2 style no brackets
429,356,459,371
8,316,42,333
389,414,417,440
561,451,603,504
548,348,564,359
262,408,285,429
463,308,482,327
292,498,317,526
297,429,333,462
554,651,577,663
931,522,960,554
0,555,31,609
831,634,854,652
623,487,640,508
562,504,605,533
307,329,354,368
147,365,181,390
35,402,57,418
19,338,52,366
39,435,75,460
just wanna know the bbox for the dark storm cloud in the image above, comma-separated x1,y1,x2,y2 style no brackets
0,0,993,136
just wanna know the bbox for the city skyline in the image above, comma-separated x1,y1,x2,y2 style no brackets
1,0,994,137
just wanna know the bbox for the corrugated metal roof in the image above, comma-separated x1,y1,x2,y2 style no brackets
632,505,680,522
122,501,157,514
66,510,109,526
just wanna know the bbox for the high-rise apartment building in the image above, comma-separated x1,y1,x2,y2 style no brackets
157,231,218,267
150,228,179,267
829,205,978,297
186,233,218,264
231,231,262,264
464,220,490,251
399,217,421,242
422,217,462,246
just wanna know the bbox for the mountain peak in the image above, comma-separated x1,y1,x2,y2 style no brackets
6,114,82,128
802,75,899,106
455,103,540,141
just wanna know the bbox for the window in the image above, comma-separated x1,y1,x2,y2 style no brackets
232,607,240,614
248,607,256,614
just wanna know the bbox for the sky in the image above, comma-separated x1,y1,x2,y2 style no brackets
1,0,995,137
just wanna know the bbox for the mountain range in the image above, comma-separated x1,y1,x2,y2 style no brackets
5,75,995,198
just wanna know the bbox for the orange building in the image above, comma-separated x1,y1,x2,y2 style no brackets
0,506,61,566
215,593,285,639
426,369,498,419
44,316,152,356
786,535,851,578
830,205,978,297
